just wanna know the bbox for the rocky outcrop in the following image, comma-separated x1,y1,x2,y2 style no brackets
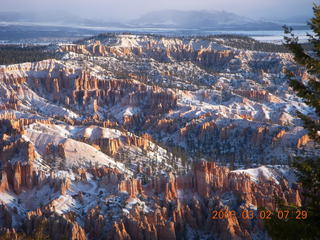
0,228,23,239
0,59,177,128
25,212,86,240
119,179,143,198
0,159,303,240
85,207,108,239
0,171,9,192
110,161,302,240
297,134,310,148
0,36,314,166
124,134,151,151
273,130,286,141
176,116,311,164
0,34,313,240
60,38,236,71
27,69,178,117
0,138,49,194
78,129,152,157
58,178,71,196
5,161,35,194
109,222,132,240
60,44,91,55
93,138,122,156
234,90,281,103
44,142,66,166
155,119,178,134
0,139,36,164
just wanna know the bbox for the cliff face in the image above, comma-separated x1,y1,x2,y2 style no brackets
33,71,174,118
0,34,316,165
0,139,35,164
79,130,152,157
60,40,236,71
25,212,86,240
0,139,302,240
119,179,143,198
57,36,313,165
0,34,313,239
0,120,302,240
82,161,301,240
0,59,177,124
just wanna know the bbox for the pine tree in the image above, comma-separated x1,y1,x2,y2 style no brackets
265,5,320,239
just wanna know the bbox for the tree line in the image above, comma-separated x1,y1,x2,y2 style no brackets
0,45,55,65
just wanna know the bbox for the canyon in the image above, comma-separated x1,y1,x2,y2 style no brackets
0,34,313,239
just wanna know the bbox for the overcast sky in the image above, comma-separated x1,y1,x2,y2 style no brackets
0,0,316,21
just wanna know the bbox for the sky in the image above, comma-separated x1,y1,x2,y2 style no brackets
0,0,316,21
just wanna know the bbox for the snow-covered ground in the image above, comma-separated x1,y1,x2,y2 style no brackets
232,165,296,186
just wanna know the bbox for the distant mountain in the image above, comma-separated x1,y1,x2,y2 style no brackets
131,10,281,30
0,11,82,24
276,15,311,26
0,10,283,31
0,11,124,28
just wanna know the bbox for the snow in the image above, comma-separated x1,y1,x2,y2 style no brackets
18,86,79,119
100,35,231,52
232,165,297,185
53,195,76,214
20,185,54,210
125,198,139,209
56,170,76,181
124,197,151,213
23,123,130,173
232,166,278,183
1,34,315,239
70,125,122,140
270,165,297,187
0,191,16,205
112,106,141,121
